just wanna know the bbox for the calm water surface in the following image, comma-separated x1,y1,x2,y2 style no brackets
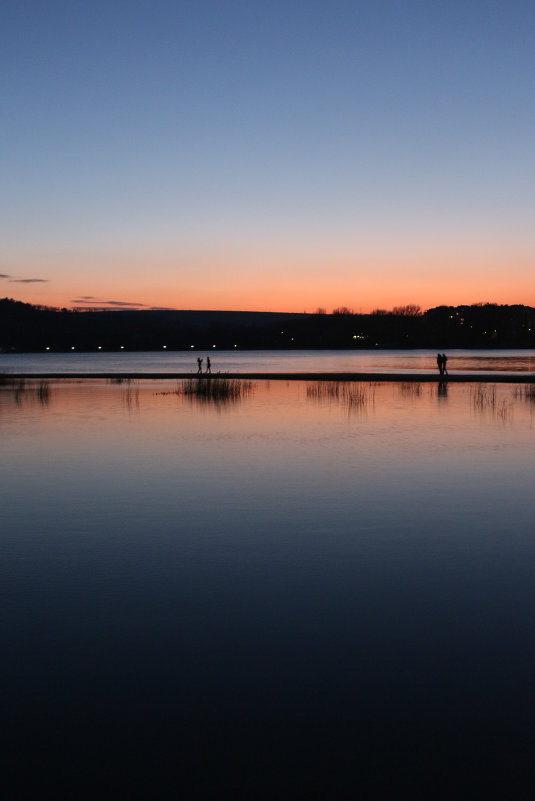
2,378,535,798
2,347,535,374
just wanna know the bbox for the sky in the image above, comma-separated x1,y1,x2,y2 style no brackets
1,0,534,312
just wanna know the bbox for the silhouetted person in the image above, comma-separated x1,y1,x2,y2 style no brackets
197,357,203,374
442,353,448,374
206,356,211,374
437,353,443,375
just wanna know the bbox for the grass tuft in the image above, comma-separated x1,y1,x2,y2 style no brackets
180,376,254,405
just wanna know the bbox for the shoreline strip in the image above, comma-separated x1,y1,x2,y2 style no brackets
2,372,535,383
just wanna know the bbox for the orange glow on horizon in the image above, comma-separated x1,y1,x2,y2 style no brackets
4,246,535,313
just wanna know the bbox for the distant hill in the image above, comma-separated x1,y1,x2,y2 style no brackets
2,298,535,351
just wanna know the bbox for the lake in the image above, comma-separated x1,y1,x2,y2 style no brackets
2,347,535,375
2,377,535,798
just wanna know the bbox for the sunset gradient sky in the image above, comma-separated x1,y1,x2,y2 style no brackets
2,0,534,312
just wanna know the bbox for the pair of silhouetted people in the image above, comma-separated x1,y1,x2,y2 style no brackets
196,356,211,374
437,353,448,375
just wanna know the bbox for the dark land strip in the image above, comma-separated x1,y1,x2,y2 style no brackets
3,299,535,350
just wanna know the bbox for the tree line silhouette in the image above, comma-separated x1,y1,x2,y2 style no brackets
1,298,535,352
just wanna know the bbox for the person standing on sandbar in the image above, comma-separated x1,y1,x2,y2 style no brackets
206,356,211,374
197,357,203,374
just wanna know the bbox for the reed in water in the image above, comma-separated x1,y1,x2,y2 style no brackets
306,381,375,411
181,376,255,405
512,385,535,403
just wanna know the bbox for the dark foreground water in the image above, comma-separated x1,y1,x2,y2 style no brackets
2,379,535,799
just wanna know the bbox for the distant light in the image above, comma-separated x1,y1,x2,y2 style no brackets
212,344,216,348
353,335,357,339
163,345,167,349
190,345,194,348
45,346,50,351
120,346,124,349
234,344,237,348
71,346,75,350
98,346,102,350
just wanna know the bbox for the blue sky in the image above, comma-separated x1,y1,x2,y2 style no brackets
1,0,534,311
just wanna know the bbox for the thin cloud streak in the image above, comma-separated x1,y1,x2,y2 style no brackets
106,300,148,307
10,278,49,283
71,297,107,304
71,298,148,307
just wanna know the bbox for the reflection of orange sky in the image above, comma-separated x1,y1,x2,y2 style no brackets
7,244,535,313
4,380,533,534
1,378,531,437
5,379,534,519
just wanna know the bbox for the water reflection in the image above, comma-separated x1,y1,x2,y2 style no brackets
306,380,376,415
513,385,535,403
437,379,449,400
0,376,51,408
396,381,422,398
155,377,256,410
123,386,140,412
3,375,535,797
182,376,255,407
2,378,535,427
427,380,449,401
470,384,515,423
105,377,140,413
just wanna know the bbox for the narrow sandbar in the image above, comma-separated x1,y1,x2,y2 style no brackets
4,372,535,382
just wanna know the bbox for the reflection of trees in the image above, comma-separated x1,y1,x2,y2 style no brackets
306,381,375,415
471,384,513,422
36,380,49,404
123,387,140,412
397,382,421,398
0,377,51,408
182,377,254,408
154,377,255,411
106,378,140,413
513,385,535,403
